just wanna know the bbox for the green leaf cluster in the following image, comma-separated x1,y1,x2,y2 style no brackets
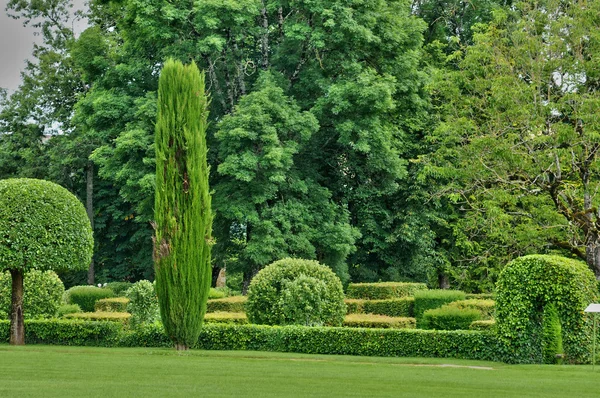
0,270,64,319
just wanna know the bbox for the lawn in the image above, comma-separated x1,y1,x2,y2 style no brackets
0,345,599,397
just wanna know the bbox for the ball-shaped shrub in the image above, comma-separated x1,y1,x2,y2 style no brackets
0,270,65,319
246,258,346,326
64,285,115,312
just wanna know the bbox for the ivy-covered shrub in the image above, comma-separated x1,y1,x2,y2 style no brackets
343,314,416,329
204,312,248,325
105,282,133,297
64,286,115,312
0,270,64,319
346,282,427,300
56,304,82,318
64,312,131,325
496,255,597,364
344,298,414,317
446,299,495,320
95,297,130,313
207,296,247,313
542,304,563,364
246,258,346,326
125,280,160,328
413,290,466,323
421,306,481,330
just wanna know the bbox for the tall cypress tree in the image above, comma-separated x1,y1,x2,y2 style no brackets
154,59,212,350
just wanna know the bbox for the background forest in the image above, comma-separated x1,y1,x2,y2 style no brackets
1,0,599,293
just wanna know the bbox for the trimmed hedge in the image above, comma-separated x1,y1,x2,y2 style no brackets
65,286,115,312
207,296,247,313
56,304,81,318
0,320,503,361
344,298,414,317
446,299,495,320
95,298,130,312
346,282,427,300
421,306,481,330
465,293,494,300
208,288,227,299
343,314,416,329
64,312,131,325
470,320,496,331
204,312,248,325
413,289,466,322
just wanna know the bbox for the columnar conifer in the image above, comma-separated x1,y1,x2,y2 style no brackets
154,59,212,350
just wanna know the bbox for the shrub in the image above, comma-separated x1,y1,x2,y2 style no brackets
125,280,160,328
105,282,133,297
346,282,427,300
95,297,130,313
344,298,414,317
204,312,248,325
446,299,495,320
246,258,346,326
56,304,82,318
465,293,495,300
344,299,365,314
65,286,115,312
496,255,597,364
470,320,496,331
207,296,247,313
0,270,64,319
343,314,416,329
413,289,466,323
0,319,121,346
208,288,227,299
542,304,563,365
421,306,481,330
64,312,131,325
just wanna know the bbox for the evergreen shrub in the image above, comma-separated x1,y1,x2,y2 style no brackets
542,304,563,364
208,288,227,299
343,314,416,329
413,289,466,322
207,296,247,313
421,306,481,330
204,312,248,325
125,280,159,327
56,304,81,318
0,270,64,319
246,258,346,326
465,293,495,300
496,255,597,363
105,282,133,297
446,299,495,320
344,298,414,317
95,297,130,312
346,282,427,300
65,286,114,312
64,312,131,325
469,320,496,331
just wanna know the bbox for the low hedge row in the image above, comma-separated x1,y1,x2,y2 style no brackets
413,290,466,322
346,282,427,300
345,298,414,317
421,306,481,330
343,314,416,329
465,293,494,300
65,286,115,312
446,299,495,320
204,312,248,325
95,298,130,312
0,320,504,362
469,320,495,331
64,312,131,325
206,296,247,313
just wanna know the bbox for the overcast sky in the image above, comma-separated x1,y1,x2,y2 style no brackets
0,0,87,94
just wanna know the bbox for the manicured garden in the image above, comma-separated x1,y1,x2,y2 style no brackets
2,345,600,397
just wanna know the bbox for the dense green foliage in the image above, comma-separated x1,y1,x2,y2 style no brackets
541,304,563,365
343,314,416,329
64,312,131,325
105,282,133,297
246,259,346,327
496,255,597,364
421,306,481,330
0,270,64,319
469,320,496,332
125,280,159,328
345,298,414,318
413,290,466,321
0,179,93,273
346,283,428,300
206,297,247,313
204,312,249,325
64,286,115,312
55,304,81,318
446,299,495,320
95,298,129,313
153,59,212,349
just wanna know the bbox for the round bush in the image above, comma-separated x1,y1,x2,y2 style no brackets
125,280,160,327
0,270,65,319
65,285,115,312
246,258,346,326
496,255,597,364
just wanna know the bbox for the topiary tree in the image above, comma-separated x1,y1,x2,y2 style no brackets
0,270,65,320
496,255,597,364
246,258,346,326
153,59,212,350
0,178,93,345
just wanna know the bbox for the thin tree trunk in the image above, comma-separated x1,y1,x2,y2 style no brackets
438,273,450,289
86,161,95,285
586,234,600,279
10,269,25,345
260,1,269,70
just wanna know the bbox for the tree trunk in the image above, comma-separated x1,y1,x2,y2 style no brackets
586,233,600,279
438,273,450,289
175,344,189,351
242,269,258,295
10,269,25,345
86,161,95,285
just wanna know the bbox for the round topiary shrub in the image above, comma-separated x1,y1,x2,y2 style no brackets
0,270,65,319
246,258,346,326
496,255,597,364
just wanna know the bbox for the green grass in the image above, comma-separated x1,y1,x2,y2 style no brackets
1,345,599,397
